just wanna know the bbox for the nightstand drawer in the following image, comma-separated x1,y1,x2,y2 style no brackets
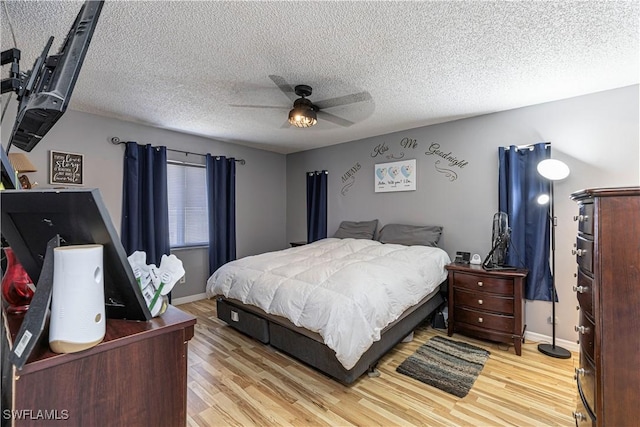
453,272,514,295
453,288,514,314
455,306,514,333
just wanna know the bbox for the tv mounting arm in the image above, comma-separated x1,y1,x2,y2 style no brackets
1,48,22,95
1,36,54,97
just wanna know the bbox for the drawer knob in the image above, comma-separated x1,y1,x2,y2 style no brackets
478,317,483,323
478,299,483,305
574,367,585,379
571,249,587,257
477,281,483,287
573,285,587,293
573,411,587,422
575,325,590,334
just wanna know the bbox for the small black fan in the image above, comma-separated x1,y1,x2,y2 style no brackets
483,212,514,270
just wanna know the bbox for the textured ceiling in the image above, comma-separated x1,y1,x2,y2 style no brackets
1,0,638,154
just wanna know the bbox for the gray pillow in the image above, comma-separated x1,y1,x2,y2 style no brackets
378,223,443,247
333,220,379,240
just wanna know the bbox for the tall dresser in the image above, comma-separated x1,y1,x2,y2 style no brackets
570,187,640,427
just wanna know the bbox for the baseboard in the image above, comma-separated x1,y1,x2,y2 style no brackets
524,331,579,353
171,293,208,306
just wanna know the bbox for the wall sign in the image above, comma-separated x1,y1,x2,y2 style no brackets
50,151,84,186
374,159,416,193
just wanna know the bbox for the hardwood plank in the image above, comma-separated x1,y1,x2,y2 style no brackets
180,299,577,426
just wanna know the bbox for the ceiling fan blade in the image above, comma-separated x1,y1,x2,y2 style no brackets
268,75,297,102
314,91,372,110
229,104,289,110
317,111,355,127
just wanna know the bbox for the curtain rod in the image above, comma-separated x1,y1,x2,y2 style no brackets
503,142,551,151
109,137,246,165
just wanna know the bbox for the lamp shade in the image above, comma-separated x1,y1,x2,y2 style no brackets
288,107,317,128
8,153,37,173
537,159,569,181
288,97,317,128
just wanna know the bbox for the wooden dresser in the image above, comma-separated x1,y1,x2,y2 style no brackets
570,187,640,426
2,305,196,427
446,263,527,355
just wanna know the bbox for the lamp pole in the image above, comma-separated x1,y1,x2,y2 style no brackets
538,180,571,358
536,158,571,359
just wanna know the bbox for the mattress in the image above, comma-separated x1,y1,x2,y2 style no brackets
207,238,450,370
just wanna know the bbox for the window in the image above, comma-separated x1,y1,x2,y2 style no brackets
167,162,208,247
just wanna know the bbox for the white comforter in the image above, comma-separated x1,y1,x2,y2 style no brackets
206,238,450,370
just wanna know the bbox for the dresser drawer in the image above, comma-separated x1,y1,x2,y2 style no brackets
454,306,514,333
575,269,594,319
575,202,594,236
578,311,595,362
452,272,514,295
575,379,596,426
575,235,594,275
454,288,514,314
577,351,596,417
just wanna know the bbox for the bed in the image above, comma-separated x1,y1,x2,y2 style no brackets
206,222,451,384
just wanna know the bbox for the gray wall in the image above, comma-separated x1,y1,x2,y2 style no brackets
3,86,638,338
286,85,640,343
1,105,288,299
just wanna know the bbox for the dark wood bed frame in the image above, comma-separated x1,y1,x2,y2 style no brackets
215,283,446,384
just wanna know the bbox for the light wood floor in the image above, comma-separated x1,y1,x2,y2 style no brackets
180,299,577,427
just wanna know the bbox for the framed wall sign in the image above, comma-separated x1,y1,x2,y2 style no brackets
50,150,84,186
374,159,416,193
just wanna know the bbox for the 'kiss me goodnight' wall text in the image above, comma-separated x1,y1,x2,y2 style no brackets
340,137,469,195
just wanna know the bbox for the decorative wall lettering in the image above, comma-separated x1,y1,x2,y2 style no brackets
400,137,418,150
372,137,420,160
50,150,84,185
371,142,389,158
434,160,458,181
341,177,355,195
341,162,361,195
424,142,468,181
374,159,416,193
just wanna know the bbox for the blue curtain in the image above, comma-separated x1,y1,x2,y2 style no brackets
498,143,552,301
206,155,236,276
121,142,170,267
306,170,328,243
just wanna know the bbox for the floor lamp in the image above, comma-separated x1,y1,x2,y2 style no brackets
536,158,571,359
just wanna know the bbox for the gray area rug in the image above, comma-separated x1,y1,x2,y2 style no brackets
396,335,490,398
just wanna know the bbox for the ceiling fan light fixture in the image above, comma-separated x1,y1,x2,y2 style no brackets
288,106,317,128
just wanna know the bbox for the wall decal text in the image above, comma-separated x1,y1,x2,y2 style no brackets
341,162,361,195
400,137,418,150
424,143,468,181
371,142,389,158
372,137,420,160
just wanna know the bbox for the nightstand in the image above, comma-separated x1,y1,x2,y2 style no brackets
446,263,527,356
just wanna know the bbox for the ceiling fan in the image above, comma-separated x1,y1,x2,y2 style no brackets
232,75,372,128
